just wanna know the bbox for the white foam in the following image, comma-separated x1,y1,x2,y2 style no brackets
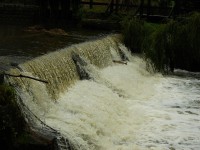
44,56,200,149
7,36,200,149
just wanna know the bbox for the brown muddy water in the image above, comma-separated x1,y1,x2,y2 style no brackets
0,24,109,71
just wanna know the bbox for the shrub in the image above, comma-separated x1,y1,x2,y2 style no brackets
174,12,200,71
143,21,177,73
0,84,26,149
122,12,200,72
121,17,145,53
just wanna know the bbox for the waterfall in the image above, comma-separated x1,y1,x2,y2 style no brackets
6,34,132,149
7,34,122,100
5,34,200,150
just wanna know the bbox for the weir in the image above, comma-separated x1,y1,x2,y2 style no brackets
5,34,129,149
6,34,122,100
4,34,200,150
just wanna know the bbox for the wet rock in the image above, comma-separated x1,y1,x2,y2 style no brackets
118,48,129,61
71,52,91,80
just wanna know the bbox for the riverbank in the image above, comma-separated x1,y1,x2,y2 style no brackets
121,12,200,72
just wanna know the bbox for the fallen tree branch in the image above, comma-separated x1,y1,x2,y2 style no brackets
4,73,48,84
113,60,127,65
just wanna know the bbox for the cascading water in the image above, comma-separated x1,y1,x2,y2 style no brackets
5,34,200,150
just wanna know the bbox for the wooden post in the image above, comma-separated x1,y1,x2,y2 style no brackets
60,0,68,18
66,0,71,13
38,0,48,20
49,0,59,20
174,0,180,17
72,0,81,12
0,73,4,84
89,0,93,9
116,0,119,13
140,0,144,18
110,0,114,13
147,0,151,17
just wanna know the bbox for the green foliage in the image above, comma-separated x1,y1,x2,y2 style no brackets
143,21,176,72
174,12,200,71
148,13,200,72
0,84,15,105
121,17,145,53
0,84,25,149
122,12,200,72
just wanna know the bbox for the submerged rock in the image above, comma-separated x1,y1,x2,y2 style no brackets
24,25,68,36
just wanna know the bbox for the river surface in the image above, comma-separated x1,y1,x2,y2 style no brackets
2,26,200,150
44,59,200,150
0,24,108,70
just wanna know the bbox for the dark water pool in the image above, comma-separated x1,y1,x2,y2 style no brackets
0,24,109,71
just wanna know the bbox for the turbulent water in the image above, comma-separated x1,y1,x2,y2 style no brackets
6,35,200,150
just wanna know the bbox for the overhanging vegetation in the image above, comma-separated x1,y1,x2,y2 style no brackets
121,12,200,72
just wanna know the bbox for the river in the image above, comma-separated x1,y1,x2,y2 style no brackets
2,28,200,150
0,24,108,70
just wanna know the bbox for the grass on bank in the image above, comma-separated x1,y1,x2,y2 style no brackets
0,82,51,149
121,12,200,72
0,84,26,149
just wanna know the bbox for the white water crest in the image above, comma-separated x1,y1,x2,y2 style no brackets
6,35,200,150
